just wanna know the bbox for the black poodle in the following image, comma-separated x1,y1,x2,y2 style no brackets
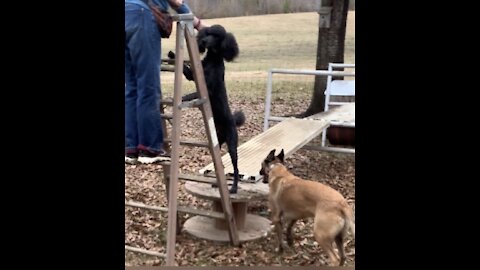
168,25,245,194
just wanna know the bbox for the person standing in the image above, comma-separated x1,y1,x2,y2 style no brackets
125,0,207,164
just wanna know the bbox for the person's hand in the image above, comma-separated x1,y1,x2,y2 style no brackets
168,0,183,9
194,17,209,30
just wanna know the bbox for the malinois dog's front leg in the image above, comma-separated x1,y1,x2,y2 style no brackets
269,197,285,253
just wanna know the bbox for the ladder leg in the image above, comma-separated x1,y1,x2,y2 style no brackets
165,21,186,266
162,163,182,235
184,25,240,247
160,99,182,235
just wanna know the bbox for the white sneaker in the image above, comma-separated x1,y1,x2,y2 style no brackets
125,155,138,165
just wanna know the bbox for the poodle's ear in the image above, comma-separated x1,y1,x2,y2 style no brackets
221,32,239,62
196,27,208,54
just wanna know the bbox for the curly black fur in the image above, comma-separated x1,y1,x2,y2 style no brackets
169,25,244,193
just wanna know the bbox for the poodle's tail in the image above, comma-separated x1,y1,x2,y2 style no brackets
233,111,246,127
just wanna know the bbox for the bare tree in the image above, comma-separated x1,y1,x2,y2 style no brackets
298,0,349,118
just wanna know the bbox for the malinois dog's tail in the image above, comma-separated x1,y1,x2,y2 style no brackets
341,202,355,239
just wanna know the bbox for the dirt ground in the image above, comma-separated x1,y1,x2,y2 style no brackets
125,93,355,267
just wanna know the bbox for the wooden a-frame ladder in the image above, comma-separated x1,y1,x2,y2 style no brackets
125,14,239,266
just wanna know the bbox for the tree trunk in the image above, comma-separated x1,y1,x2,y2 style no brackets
299,0,349,118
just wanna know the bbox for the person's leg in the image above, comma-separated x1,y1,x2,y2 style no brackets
125,47,138,163
126,4,168,163
125,3,144,163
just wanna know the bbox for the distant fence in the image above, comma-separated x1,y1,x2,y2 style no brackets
185,0,355,19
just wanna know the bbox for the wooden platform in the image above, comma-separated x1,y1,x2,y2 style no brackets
184,181,272,242
199,118,330,182
184,180,269,223
184,215,271,243
184,180,269,202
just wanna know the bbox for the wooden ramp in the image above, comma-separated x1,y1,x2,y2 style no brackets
199,118,330,182
309,102,355,123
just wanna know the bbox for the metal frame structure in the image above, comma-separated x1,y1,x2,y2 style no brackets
320,63,355,153
263,65,355,154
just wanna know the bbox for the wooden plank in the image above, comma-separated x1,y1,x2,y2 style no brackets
125,245,166,258
309,102,355,123
178,98,207,109
164,138,209,148
161,58,190,64
177,206,225,220
160,98,174,106
200,118,330,180
161,65,175,72
161,114,173,119
178,173,222,184
125,201,168,212
125,200,225,219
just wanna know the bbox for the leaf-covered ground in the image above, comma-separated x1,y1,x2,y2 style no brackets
125,92,355,267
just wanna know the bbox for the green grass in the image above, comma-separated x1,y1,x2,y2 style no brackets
162,76,315,101
160,11,355,98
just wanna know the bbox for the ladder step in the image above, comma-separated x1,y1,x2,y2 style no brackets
177,206,225,219
160,65,175,72
161,58,190,64
164,138,209,148
125,200,225,219
160,98,173,106
161,58,175,65
178,98,207,109
160,98,207,109
125,245,166,258
161,114,173,119
125,160,170,166
125,200,168,212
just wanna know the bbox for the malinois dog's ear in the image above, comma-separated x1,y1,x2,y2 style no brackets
277,149,285,163
266,149,276,162
260,149,277,183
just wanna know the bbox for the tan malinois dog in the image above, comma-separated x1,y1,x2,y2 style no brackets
259,149,355,266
